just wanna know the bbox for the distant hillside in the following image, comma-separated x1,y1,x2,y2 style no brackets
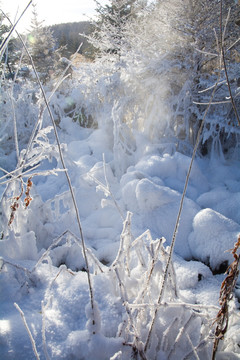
48,21,95,59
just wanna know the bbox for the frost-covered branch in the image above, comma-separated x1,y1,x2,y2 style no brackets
14,302,40,360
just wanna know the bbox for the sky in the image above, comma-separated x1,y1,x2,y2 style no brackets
0,0,108,33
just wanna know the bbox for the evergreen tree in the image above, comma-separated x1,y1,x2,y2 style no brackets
49,22,94,58
26,2,59,83
92,0,145,57
0,18,18,79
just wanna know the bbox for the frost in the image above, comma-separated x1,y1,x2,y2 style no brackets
0,1,240,358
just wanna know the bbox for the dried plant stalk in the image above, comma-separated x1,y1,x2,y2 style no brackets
8,180,24,226
14,302,40,360
211,236,240,359
24,177,33,208
8,176,33,226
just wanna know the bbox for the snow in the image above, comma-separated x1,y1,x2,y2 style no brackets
0,230,38,260
122,175,200,258
1,112,240,358
1,61,240,360
188,208,240,271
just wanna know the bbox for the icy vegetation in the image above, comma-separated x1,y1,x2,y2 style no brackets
0,0,240,359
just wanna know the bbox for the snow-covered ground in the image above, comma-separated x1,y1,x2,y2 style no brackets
0,111,240,359
1,0,240,356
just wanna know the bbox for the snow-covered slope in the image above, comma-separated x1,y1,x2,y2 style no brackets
0,115,240,359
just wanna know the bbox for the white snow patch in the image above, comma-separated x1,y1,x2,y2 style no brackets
188,208,240,270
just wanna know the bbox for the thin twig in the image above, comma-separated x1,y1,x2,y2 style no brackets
10,91,19,161
227,36,240,52
32,229,104,275
198,79,226,94
168,313,196,359
127,301,219,312
219,2,240,127
185,333,201,360
0,0,32,54
0,257,31,276
14,303,40,360
193,100,231,105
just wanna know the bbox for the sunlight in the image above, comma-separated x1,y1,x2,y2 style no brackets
28,34,36,45
0,319,11,335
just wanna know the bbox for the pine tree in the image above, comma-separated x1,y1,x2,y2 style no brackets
92,0,145,58
0,18,18,79
26,2,59,83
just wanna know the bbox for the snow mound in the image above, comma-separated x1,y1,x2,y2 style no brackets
136,178,179,210
121,176,200,258
188,208,240,271
134,152,209,199
197,190,240,225
174,254,212,290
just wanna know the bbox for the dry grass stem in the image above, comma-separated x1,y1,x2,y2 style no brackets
14,302,40,360
211,236,240,359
